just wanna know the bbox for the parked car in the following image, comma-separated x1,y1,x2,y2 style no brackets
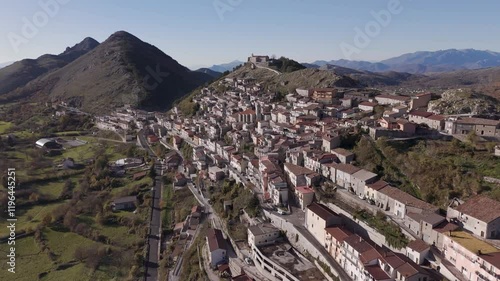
277,209,288,215
244,257,253,265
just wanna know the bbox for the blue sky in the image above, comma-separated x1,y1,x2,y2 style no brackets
1,0,499,69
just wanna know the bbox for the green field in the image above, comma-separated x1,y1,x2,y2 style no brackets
0,202,66,237
0,121,13,134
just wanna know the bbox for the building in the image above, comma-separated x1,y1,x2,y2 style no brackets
447,195,500,239
209,166,225,181
311,88,337,104
294,186,315,210
375,94,411,105
410,93,432,110
112,196,137,210
376,185,438,218
331,148,355,164
405,239,430,265
446,117,500,137
206,228,227,268
35,138,61,149
351,169,378,198
443,230,500,281
331,163,361,190
305,202,341,245
325,227,352,262
358,101,378,112
248,54,269,65
248,224,281,247
284,162,316,187
408,111,445,130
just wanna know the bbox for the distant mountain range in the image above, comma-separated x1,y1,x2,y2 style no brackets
194,68,222,79
207,60,244,72
309,49,500,73
0,31,213,114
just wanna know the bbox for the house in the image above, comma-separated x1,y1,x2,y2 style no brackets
283,162,316,187
351,169,378,198
442,230,500,281
365,180,389,202
208,166,225,181
358,101,378,112
174,173,188,187
294,186,315,210
405,239,429,265
311,88,337,104
305,202,341,245
332,163,361,190
410,93,432,110
165,151,182,170
378,252,433,281
331,148,355,164
132,171,147,181
447,195,500,239
191,205,203,218
112,196,137,211
322,133,341,152
340,234,382,281
206,228,227,268
147,135,159,143
248,54,269,65
375,94,411,105
248,224,281,247
408,111,445,130
377,186,438,218
325,227,352,262
405,211,446,246
446,117,500,137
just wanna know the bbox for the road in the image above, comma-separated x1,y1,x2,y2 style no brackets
138,130,163,281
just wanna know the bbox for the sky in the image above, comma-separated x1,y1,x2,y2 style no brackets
1,0,499,69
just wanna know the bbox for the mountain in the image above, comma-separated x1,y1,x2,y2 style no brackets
313,49,500,74
208,60,244,72
195,68,222,79
4,31,213,114
0,37,99,96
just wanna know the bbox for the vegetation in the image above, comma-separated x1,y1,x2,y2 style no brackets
354,136,500,206
354,209,409,249
179,224,209,281
268,56,306,73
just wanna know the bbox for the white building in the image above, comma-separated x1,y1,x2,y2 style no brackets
248,224,281,247
305,202,341,246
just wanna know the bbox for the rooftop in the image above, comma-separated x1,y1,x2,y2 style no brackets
446,231,499,255
407,239,430,252
307,202,338,221
248,224,280,236
258,242,327,281
379,185,438,211
207,228,226,252
452,195,500,223
295,186,315,194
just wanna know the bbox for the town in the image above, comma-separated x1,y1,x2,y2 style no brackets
69,55,500,281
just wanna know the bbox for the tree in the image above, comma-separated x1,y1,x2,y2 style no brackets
149,164,157,179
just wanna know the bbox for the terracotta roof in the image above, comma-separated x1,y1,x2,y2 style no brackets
379,186,437,211
239,109,256,115
367,180,389,191
359,101,378,107
325,227,352,242
453,195,500,223
376,94,411,101
427,114,445,121
295,186,315,194
334,163,361,175
364,265,391,281
407,239,429,252
360,248,382,264
307,202,338,221
331,148,353,157
479,252,500,270
207,228,226,252
284,162,315,176
409,111,433,118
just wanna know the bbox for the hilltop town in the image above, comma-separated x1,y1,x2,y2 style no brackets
85,56,500,281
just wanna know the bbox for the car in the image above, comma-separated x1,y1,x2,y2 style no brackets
244,257,253,265
277,209,288,215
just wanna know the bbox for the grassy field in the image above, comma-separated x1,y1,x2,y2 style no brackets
0,235,53,280
0,121,13,134
0,202,66,237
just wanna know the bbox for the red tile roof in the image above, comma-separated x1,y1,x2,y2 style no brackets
207,228,226,252
453,195,500,223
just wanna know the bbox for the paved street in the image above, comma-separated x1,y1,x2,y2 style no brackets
138,130,163,281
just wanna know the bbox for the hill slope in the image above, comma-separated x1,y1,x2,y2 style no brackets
0,37,99,96
6,31,213,114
